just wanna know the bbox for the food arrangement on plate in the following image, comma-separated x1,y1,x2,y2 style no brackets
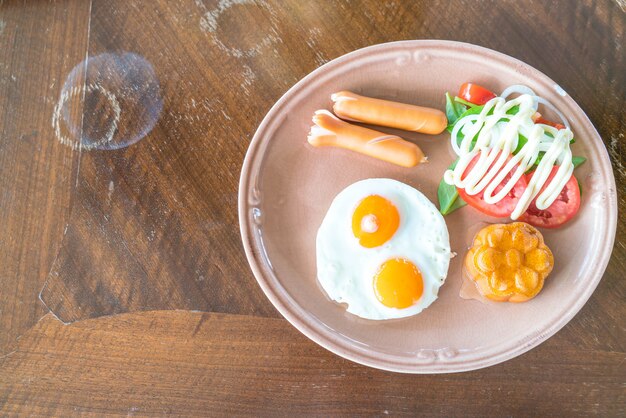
240,41,617,372
307,82,585,319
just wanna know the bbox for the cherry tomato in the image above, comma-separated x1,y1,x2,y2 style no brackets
519,167,580,228
458,83,497,105
457,153,529,218
533,114,566,130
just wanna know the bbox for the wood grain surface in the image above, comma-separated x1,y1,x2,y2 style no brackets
1,0,624,415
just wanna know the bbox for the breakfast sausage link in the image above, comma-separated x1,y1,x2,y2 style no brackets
332,91,448,135
307,110,426,168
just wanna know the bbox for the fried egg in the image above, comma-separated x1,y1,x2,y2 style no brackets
316,178,451,320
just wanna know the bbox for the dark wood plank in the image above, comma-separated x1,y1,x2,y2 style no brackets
39,0,282,322
1,311,624,416
0,0,90,352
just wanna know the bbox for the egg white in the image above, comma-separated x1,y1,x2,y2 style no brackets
316,178,451,320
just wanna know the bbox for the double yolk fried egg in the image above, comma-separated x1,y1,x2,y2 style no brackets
316,179,451,320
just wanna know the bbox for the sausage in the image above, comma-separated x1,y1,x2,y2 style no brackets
332,91,447,135
307,110,426,168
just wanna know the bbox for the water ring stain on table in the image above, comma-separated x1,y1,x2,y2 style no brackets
52,52,163,151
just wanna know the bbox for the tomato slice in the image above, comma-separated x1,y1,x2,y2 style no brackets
532,113,566,130
519,167,580,228
457,153,529,218
458,83,497,105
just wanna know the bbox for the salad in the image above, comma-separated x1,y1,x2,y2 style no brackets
438,83,585,228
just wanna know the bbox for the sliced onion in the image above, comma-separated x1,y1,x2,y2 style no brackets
501,85,571,130
534,96,571,130
500,84,538,111
500,84,537,99
451,115,479,155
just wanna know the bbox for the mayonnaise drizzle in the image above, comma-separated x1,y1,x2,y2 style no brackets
443,94,574,220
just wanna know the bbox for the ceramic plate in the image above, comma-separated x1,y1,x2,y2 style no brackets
238,41,617,373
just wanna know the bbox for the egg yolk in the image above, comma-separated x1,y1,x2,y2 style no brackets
373,258,423,309
352,195,400,248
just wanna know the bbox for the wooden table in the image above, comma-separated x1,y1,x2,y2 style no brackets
1,0,624,415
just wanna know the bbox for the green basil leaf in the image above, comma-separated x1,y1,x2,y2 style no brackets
446,192,467,214
572,156,586,168
445,92,466,126
447,104,485,133
506,105,520,115
455,130,465,147
543,130,574,143
454,96,478,108
493,106,519,124
578,177,583,197
513,134,528,155
438,159,466,215
459,104,485,119
438,178,465,215
526,154,585,174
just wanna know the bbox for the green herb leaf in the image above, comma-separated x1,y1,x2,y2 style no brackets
491,105,520,124
438,178,465,215
446,192,467,214
452,130,465,146
577,177,583,197
572,156,586,168
454,96,478,108
438,159,466,215
458,105,485,119
506,105,520,115
445,92,466,126
513,134,528,155
446,104,485,133
527,154,585,172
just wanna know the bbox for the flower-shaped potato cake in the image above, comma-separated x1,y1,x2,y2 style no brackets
464,222,554,302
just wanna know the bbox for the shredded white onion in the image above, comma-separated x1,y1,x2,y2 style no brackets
451,114,479,155
534,96,571,130
501,84,537,103
501,84,536,98
500,84,570,130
